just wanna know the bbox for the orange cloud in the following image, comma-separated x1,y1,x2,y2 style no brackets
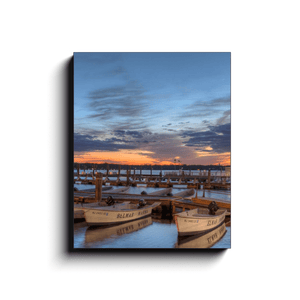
75,150,160,165
74,149,230,166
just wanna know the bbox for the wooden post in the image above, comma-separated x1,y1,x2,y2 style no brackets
172,204,176,215
106,164,109,176
118,165,121,177
203,188,205,197
127,170,129,186
95,173,103,203
208,169,211,188
77,164,80,180
150,165,152,177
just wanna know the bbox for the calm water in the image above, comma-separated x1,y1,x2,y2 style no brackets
74,218,231,249
74,169,231,249
74,184,231,202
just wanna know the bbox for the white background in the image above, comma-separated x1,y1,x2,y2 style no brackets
1,1,300,299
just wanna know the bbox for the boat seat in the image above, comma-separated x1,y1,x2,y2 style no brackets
193,214,211,217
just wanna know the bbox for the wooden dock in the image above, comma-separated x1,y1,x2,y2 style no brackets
74,172,230,228
74,175,230,219
74,166,230,190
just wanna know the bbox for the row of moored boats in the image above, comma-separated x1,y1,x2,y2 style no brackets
77,197,228,237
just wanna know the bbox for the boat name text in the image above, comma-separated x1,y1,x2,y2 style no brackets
207,219,218,226
138,210,149,216
117,212,134,218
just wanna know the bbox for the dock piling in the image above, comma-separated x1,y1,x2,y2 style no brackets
77,164,80,180
126,170,130,186
95,173,103,203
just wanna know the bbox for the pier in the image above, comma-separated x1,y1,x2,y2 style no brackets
74,166,230,190
74,173,231,223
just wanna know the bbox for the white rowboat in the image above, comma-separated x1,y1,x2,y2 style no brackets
83,202,161,226
175,207,227,236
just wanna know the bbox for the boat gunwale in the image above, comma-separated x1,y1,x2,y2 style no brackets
86,214,153,227
83,202,161,213
175,209,227,219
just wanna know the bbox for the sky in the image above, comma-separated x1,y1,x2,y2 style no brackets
74,52,230,166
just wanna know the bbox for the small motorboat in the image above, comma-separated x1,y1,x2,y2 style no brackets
174,201,227,236
83,199,161,226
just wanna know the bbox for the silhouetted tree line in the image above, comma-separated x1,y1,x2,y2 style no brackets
74,163,230,170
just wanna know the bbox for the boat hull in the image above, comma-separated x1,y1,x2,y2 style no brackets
83,203,160,226
175,209,226,236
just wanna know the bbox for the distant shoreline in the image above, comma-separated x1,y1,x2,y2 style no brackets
73,163,230,170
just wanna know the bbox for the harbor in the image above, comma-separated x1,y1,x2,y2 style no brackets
73,167,231,249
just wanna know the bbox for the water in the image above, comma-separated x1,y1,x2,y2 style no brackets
74,169,231,249
74,183,231,202
74,218,231,249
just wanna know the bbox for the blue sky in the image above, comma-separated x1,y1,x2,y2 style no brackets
74,52,231,165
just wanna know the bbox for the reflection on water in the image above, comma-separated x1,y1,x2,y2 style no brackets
175,222,227,249
74,217,231,249
85,217,152,244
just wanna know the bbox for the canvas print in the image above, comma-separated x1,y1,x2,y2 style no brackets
73,52,231,249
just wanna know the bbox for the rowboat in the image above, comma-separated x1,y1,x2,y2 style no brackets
74,201,130,221
83,201,161,226
175,222,227,248
174,204,227,236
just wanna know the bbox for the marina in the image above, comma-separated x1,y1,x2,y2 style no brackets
73,168,231,249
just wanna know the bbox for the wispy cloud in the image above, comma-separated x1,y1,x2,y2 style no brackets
74,132,138,152
216,110,230,125
181,123,230,153
87,80,150,121
178,96,230,119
